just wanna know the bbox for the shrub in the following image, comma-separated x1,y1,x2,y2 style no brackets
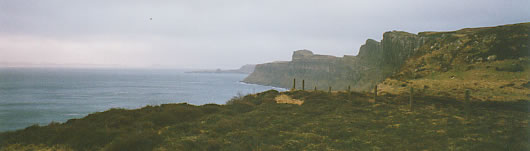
226,92,246,105
102,131,162,151
495,63,524,72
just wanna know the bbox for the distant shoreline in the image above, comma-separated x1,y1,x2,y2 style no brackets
238,81,289,92
186,64,256,74
185,70,250,74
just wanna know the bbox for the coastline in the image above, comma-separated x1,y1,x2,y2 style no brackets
0,69,278,132
237,81,289,92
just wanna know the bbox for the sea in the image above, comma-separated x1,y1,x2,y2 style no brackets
0,68,286,132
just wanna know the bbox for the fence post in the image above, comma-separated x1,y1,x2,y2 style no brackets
328,86,332,94
292,78,296,91
465,89,470,102
410,87,414,111
314,86,317,91
348,85,351,93
373,85,377,102
302,80,305,91
465,89,470,118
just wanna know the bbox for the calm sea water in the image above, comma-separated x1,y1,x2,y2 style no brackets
0,68,285,132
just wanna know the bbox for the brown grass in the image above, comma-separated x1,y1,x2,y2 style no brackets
275,94,304,105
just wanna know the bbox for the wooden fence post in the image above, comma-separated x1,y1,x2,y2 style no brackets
373,85,378,102
410,87,414,111
465,89,470,118
292,78,296,91
465,89,470,102
328,86,331,94
302,80,305,91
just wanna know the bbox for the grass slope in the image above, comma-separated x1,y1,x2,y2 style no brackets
1,90,528,151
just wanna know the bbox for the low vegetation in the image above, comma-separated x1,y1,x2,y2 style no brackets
381,57,530,101
1,90,528,150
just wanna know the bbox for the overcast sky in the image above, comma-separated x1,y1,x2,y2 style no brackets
1,0,529,69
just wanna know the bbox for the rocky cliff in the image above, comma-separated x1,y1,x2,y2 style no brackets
379,22,529,101
244,22,529,101
244,50,362,91
244,30,430,91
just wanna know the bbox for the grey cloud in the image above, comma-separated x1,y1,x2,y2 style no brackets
0,0,529,68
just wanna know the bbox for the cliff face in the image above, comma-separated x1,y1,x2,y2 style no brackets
244,23,529,100
393,23,529,79
243,50,354,90
243,31,429,91
379,23,529,101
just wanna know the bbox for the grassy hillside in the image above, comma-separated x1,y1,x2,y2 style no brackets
1,90,528,150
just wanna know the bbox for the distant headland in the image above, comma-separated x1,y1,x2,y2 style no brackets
187,64,256,74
